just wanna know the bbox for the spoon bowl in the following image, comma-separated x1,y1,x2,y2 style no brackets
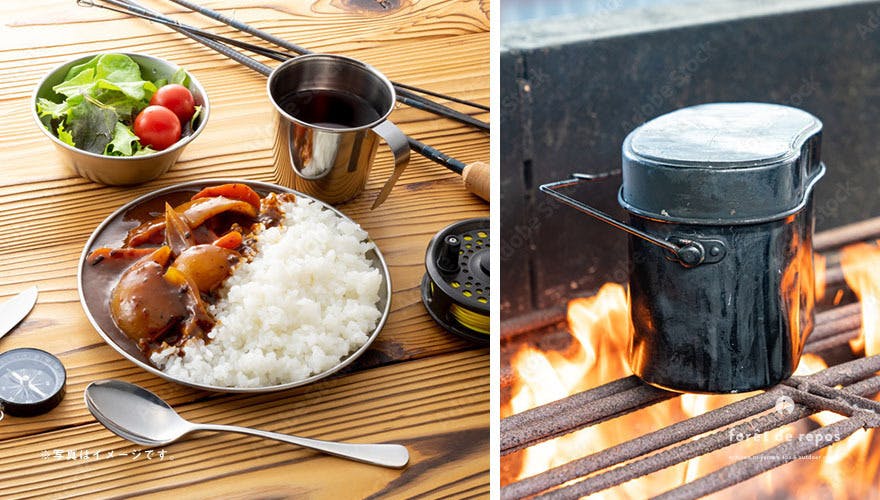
86,380,189,445
84,380,409,468
84,395,165,447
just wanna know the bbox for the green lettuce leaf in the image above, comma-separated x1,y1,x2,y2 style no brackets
56,122,74,147
36,97,69,119
94,53,142,83
95,78,157,102
91,89,140,121
189,105,202,129
52,68,98,98
104,121,141,156
67,98,118,154
63,55,100,81
170,68,190,86
53,54,158,101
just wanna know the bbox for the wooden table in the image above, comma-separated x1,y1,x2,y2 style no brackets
0,1,489,497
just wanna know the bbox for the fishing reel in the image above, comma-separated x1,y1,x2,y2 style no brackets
421,218,490,344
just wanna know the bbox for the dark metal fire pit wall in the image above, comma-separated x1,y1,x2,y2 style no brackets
500,0,880,321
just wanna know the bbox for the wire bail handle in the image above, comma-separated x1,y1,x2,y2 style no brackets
539,172,727,267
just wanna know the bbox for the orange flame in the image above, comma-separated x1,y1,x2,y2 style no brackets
815,252,827,302
841,241,880,356
781,232,817,368
506,285,693,498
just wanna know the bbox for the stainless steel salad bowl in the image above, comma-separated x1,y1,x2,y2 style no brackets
32,52,209,185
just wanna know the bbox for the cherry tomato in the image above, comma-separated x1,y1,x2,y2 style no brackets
134,105,181,151
149,84,196,123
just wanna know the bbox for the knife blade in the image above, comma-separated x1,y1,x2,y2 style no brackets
0,286,38,340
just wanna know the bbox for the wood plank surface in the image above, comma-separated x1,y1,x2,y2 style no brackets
0,351,489,499
0,0,489,497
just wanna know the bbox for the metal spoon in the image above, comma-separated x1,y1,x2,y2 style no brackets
84,396,166,446
84,380,409,468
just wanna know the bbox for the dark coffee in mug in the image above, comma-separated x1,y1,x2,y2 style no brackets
278,89,381,129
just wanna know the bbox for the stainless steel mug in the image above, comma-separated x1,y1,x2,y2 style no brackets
267,54,410,208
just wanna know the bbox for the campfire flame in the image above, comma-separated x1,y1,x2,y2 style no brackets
841,242,880,357
504,241,880,498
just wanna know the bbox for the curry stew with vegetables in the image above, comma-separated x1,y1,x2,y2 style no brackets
85,183,294,355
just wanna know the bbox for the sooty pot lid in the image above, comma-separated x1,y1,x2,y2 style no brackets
621,102,825,224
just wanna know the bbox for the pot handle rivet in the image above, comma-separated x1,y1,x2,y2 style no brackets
677,244,705,267
669,238,727,266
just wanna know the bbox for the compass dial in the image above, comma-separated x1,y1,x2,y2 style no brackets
0,349,66,417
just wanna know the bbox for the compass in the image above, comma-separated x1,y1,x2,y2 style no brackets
0,348,66,417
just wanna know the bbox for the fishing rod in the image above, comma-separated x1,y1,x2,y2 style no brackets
79,0,490,201
77,0,489,128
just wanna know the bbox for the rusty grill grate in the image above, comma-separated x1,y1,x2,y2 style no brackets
500,217,880,499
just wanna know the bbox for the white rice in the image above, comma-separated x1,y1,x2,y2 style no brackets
150,198,383,387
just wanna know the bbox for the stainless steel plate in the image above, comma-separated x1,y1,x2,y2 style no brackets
78,179,391,393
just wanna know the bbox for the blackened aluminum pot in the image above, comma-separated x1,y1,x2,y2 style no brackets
626,202,817,393
541,103,825,393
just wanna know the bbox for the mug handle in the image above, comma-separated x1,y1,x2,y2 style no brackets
370,120,411,209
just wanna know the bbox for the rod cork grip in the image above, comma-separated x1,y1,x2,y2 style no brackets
462,162,490,202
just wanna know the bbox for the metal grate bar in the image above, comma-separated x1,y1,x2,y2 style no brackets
501,381,673,456
654,414,879,500
813,215,880,252
537,402,817,499
502,355,880,499
811,303,861,340
501,308,865,456
500,376,641,440
785,377,880,415
804,304,862,353
803,328,860,354
503,390,777,498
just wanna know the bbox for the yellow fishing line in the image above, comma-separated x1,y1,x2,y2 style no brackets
450,303,489,334
429,282,489,334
